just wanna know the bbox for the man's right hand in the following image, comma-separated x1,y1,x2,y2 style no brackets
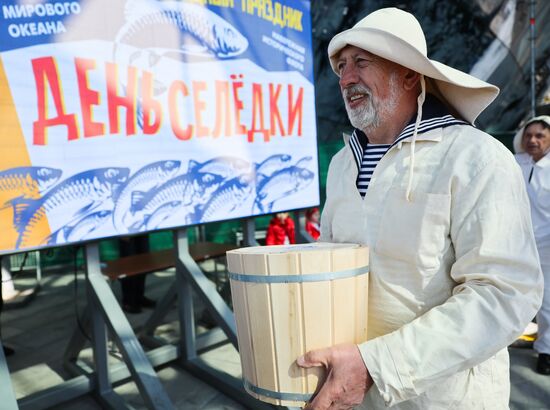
296,343,373,410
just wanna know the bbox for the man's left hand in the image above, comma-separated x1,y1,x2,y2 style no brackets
296,343,373,410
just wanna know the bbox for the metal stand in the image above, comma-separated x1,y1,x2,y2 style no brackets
2,253,42,311
293,210,314,243
59,243,173,410
171,229,275,409
0,255,20,409
35,251,42,283
242,218,259,246
85,243,173,409
61,232,277,410
0,337,18,409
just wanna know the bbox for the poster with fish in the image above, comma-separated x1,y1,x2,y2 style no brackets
0,0,319,254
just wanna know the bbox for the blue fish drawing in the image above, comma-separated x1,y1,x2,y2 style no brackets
13,168,129,249
47,210,113,244
255,154,292,181
254,166,314,213
66,210,113,242
129,171,223,232
198,173,255,223
0,166,62,208
188,157,251,180
114,0,248,129
113,160,181,233
116,0,248,59
294,156,313,168
128,49,166,130
144,200,182,231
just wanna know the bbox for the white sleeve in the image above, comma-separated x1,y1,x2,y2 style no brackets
359,154,543,405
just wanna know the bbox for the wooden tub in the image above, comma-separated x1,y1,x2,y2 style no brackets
227,243,369,407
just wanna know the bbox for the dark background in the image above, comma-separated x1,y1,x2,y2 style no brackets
311,0,550,142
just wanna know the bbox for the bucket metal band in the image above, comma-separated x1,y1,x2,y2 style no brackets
229,265,368,284
243,379,313,402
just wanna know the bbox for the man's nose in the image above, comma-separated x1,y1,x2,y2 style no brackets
339,65,359,88
527,135,538,145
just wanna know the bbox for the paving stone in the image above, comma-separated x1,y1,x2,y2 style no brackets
3,264,549,409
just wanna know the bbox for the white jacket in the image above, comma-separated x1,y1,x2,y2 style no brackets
513,150,550,264
320,122,543,409
511,116,550,263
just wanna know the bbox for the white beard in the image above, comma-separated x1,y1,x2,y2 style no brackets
344,85,379,130
343,72,400,132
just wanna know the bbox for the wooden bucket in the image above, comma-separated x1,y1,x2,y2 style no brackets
227,243,369,407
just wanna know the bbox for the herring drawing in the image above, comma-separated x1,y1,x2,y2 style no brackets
7,155,315,250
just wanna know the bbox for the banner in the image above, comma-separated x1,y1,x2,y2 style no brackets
0,0,319,254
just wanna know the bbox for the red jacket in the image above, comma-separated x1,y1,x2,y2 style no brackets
265,216,295,245
305,221,320,240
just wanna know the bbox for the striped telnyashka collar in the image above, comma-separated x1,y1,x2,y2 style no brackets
349,94,470,170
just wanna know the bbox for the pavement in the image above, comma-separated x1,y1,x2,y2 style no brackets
510,347,550,409
2,265,550,409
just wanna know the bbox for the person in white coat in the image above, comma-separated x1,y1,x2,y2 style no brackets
514,115,550,375
296,7,544,410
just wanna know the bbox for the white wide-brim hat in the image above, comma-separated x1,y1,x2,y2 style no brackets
328,7,499,124
513,115,550,153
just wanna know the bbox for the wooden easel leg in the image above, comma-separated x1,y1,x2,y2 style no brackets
0,336,18,409
85,243,174,410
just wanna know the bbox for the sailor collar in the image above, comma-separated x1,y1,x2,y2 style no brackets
345,94,470,168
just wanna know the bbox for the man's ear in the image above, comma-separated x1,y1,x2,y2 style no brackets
403,69,421,91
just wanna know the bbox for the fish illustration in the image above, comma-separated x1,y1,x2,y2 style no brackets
116,0,248,59
144,200,183,231
129,171,223,232
114,0,247,130
47,210,113,244
67,210,113,242
187,157,251,180
254,166,314,213
198,173,255,223
255,154,292,181
0,166,62,208
126,48,166,130
113,160,181,233
13,168,129,249
294,156,313,168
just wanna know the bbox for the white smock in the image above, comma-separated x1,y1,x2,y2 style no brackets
514,152,550,262
321,114,543,408
514,123,550,355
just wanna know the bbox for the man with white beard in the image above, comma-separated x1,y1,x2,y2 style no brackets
296,8,543,410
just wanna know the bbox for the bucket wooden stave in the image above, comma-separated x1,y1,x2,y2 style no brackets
227,243,369,407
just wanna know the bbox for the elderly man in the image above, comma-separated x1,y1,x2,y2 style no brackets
297,8,543,410
514,116,550,375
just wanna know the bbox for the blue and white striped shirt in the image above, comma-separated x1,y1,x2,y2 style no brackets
356,143,390,196
349,95,468,197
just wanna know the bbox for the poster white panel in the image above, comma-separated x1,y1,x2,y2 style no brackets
0,0,319,253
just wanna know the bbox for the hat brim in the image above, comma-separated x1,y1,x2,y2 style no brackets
328,27,499,124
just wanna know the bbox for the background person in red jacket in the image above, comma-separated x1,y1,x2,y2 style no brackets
265,212,295,245
305,207,321,241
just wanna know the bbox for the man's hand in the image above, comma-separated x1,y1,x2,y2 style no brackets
296,343,373,410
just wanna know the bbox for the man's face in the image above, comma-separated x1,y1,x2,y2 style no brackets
276,212,289,222
336,46,403,131
311,210,320,223
522,122,550,161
